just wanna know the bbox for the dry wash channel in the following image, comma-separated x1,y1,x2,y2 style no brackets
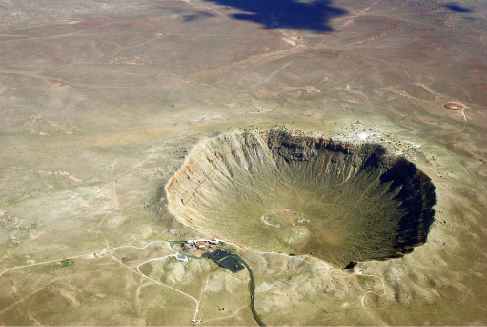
166,129,436,267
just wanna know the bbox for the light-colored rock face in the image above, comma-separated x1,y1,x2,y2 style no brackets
166,129,436,267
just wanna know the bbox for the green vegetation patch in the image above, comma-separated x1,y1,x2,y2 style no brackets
59,258,74,268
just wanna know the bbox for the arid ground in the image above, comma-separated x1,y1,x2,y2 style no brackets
1,0,487,325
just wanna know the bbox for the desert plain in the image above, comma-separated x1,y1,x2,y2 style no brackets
1,0,487,325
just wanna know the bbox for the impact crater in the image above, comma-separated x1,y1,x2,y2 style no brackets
166,129,436,267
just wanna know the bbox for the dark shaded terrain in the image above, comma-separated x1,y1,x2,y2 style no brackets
444,4,473,13
202,0,347,31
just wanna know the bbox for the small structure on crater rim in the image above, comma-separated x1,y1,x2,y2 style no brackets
165,128,436,267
